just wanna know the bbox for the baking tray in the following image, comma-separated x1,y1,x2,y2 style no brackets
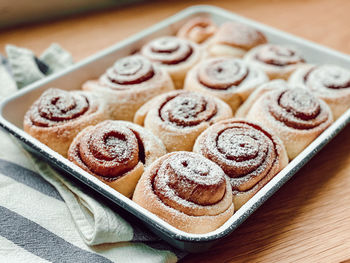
0,5,349,253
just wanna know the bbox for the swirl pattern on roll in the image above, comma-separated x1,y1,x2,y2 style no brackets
100,55,155,89
159,92,217,127
255,44,304,67
134,90,232,152
133,151,234,233
268,88,330,130
82,55,174,121
198,58,250,90
194,120,283,192
28,89,91,127
152,152,227,215
69,121,145,179
304,65,350,91
184,57,268,113
289,64,350,120
141,36,194,65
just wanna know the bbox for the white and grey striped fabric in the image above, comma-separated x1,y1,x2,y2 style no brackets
0,45,185,263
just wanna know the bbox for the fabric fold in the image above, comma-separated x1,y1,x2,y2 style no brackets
31,156,134,245
6,44,46,89
0,55,16,100
40,43,74,74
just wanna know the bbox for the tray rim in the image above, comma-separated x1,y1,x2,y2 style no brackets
0,4,350,244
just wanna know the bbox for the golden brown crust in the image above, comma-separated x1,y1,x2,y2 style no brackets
244,44,305,80
133,90,233,152
193,118,288,209
184,57,268,113
68,120,166,197
23,88,108,157
132,152,234,234
140,36,201,89
82,55,174,121
205,22,267,58
289,64,350,119
245,88,333,159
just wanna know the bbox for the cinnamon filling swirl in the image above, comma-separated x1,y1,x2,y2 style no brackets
255,45,304,67
152,152,226,213
198,59,249,90
200,121,278,191
143,37,194,65
104,55,155,87
304,65,350,90
30,89,90,127
73,121,145,179
158,92,217,127
268,89,329,129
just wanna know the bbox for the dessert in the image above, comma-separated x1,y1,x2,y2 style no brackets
194,119,288,209
140,36,201,89
24,88,108,157
68,120,166,197
245,88,333,159
184,57,268,113
134,90,233,152
83,55,174,121
133,151,234,233
206,22,267,58
289,64,350,119
177,16,217,44
244,44,305,79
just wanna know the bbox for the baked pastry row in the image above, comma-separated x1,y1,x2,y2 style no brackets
17,47,283,157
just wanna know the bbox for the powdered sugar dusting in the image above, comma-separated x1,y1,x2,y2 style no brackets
267,88,330,130
306,64,350,91
102,55,155,87
29,88,91,127
141,36,194,65
197,120,279,192
215,22,267,50
198,58,249,90
255,44,304,67
159,92,217,127
152,152,228,213
70,121,145,178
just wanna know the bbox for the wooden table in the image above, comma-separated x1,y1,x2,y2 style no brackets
1,0,349,262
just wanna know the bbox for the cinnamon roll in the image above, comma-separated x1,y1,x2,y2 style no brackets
184,57,268,113
83,55,174,121
245,88,333,159
289,64,350,119
133,90,233,152
68,120,166,197
244,44,305,79
24,88,108,157
140,36,201,89
177,16,217,44
194,119,288,209
206,22,267,58
133,151,234,234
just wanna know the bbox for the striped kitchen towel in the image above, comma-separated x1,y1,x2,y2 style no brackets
0,45,185,263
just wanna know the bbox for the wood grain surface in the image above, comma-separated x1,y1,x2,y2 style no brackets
1,0,349,262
